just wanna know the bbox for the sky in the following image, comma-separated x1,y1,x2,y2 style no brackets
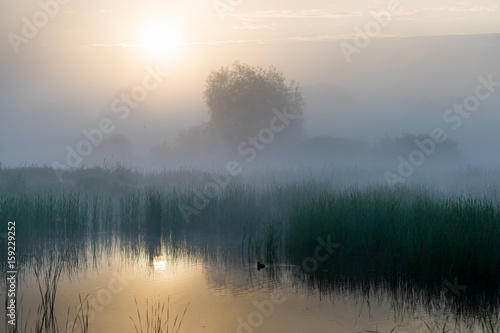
0,0,499,167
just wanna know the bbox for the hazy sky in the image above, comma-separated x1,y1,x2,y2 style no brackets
0,0,499,166
2,0,499,47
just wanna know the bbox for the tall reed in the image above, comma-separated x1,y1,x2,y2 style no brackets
129,296,189,333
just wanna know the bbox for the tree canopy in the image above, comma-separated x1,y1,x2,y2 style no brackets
203,62,304,144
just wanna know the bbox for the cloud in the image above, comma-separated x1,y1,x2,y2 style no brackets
231,21,279,31
228,6,500,21
230,9,365,20
75,43,139,49
182,32,500,47
400,6,500,15
183,34,401,46
447,6,500,12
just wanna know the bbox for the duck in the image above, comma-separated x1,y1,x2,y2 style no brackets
257,262,266,270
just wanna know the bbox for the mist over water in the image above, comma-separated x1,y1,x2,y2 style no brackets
1,2,500,332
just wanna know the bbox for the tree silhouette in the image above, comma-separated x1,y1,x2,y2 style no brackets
203,62,304,144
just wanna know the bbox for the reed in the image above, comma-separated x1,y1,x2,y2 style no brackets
286,186,500,282
34,261,64,332
1,166,499,286
129,296,189,333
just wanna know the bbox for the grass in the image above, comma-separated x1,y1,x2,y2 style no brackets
129,296,189,333
358,327,400,333
145,189,163,234
17,261,192,333
18,258,90,333
2,166,499,284
66,294,90,333
1,165,499,331
360,312,500,332
286,186,500,282
479,312,500,333
34,261,64,332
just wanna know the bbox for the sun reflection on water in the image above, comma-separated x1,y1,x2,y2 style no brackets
153,255,167,271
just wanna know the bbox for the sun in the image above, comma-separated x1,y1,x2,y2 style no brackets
139,21,184,61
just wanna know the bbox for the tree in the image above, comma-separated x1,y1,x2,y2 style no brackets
92,134,133,162
203,62,304,145
176,124,210,151
377,133,464,165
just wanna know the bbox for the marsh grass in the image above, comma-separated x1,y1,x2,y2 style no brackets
1,166,500,331
9,257,91,333
64,294,90,333
34,261,64,332
129,296,189,333
264,219,283,264
479,312,500,333
286,186,500,283
358,327,400,333
361,312,499,332
2,167,499,286
145,189,163,234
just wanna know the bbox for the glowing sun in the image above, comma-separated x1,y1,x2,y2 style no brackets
139,21,184,61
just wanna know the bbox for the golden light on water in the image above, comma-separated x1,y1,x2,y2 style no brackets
153,256,167,271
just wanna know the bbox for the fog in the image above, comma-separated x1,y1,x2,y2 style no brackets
1,2,499,179
2,4,500,331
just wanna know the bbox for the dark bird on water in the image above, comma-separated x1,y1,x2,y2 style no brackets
257,262,266,270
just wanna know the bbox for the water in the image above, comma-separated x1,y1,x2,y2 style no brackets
1,233,498,333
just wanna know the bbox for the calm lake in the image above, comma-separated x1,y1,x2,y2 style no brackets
2,231,497,333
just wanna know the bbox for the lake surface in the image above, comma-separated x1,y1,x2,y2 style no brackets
2,232,496,333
